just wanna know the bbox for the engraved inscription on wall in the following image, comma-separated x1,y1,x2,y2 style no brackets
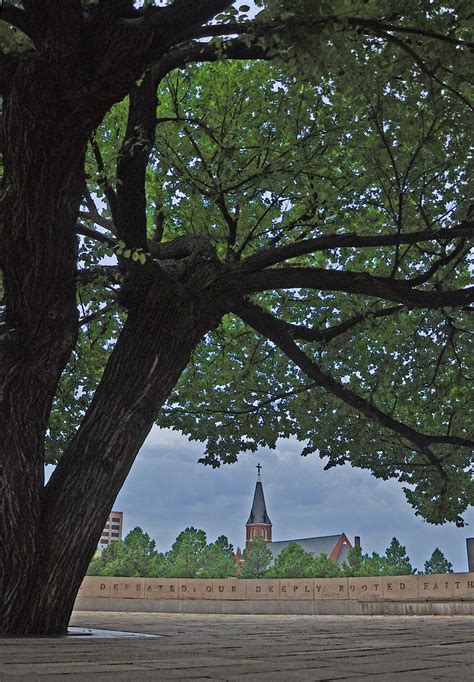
78,574,474,601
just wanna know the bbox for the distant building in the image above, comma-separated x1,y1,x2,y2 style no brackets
99,511,123,546
244,465,360,564
267,534,355,564
245,463,272,547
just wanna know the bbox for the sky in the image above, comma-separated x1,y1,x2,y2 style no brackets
109,424,473,573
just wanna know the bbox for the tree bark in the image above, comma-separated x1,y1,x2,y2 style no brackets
0,59,88,635
2,260,220,634
0,53,146,636
0,4,230,635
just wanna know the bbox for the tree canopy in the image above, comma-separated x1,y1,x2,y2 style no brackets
0,0,472,635
34,0,473,525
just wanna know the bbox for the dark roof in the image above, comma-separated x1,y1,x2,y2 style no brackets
246,481,271,525
267,534,350,564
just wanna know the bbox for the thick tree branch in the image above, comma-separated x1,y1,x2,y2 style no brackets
150,0,233,28
225,267,474,309
192,21,255,38
81,185,116,232
78,210,115,232
118,0,233,28
76,224,116,248
79,303,116,327
119,0,234,59
115,68,159,250
237,225,474,272
77,266,121,285
193,16,474,49
152,36,270,77
113,34,270,251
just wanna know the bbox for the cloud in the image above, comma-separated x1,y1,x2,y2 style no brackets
113,425,473,571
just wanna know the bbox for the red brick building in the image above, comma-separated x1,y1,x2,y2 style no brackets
242,465,360,564
245,464,272,548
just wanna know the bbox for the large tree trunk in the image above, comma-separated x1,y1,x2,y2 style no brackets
2,265,219,634
0,55,153,635
0,61,88,635
0,2,229,637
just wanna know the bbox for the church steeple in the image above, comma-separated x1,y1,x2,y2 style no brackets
246,464,272,549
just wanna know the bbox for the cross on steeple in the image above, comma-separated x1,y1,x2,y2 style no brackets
256,463,262,477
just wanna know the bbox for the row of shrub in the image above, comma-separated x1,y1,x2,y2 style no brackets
87,526,454,579
238,534,454,579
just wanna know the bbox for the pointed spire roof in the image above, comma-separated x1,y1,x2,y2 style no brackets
246,465,271,525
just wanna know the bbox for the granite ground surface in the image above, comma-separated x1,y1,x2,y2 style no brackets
0,612,473,680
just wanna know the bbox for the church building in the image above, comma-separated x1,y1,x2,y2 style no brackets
241,464,359,564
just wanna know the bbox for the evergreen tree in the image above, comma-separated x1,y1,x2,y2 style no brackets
312,553,343,578
384,538,415,575
164,527,207,578
343,546,363,576
87,539,123,577
214,535,235,557
360,553,387,577
86,527,161,577
267,542,315,578
423,548,454,574
240,535,273,579
343,550,387,577
87,526,236,578
199,541,236,579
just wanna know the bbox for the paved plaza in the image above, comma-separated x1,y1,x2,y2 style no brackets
1,612,473,680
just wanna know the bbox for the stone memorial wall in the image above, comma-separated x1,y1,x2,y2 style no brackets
75,573,474,616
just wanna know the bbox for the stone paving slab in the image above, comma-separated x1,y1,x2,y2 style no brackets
0,612,473,680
